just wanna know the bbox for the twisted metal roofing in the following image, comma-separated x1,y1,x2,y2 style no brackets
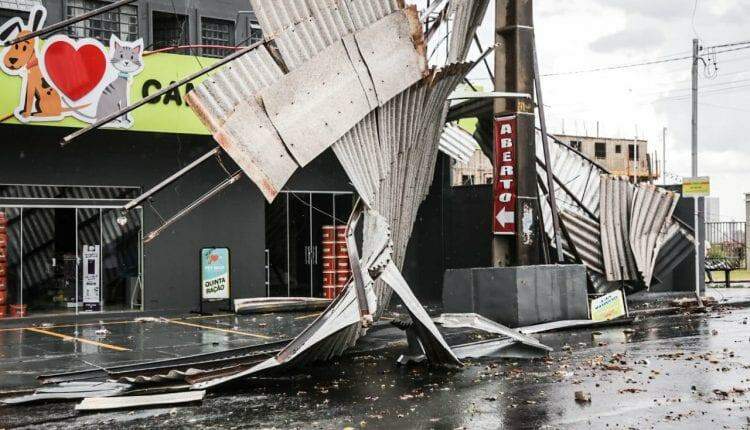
185,1,487,383
439,124,477,163
536,134,695,291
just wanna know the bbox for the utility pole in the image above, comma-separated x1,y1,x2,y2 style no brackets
494,0,541,267
662,127,667,185
692,39,699,179
691,38,705,303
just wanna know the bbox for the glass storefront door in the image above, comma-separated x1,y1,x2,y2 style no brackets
266,192,354,298
0,204,143,318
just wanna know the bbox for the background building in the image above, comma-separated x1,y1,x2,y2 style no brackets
0,0,262,54
705,197,721,223
451,147,492,186
554,134,658,182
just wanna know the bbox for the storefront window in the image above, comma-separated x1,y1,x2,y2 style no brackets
265,192,354,299
0,185,143,319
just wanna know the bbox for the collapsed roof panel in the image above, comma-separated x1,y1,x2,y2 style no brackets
187,0,485,386
600,175,639,282
439,124,476,163
446,0,491,64
188,3,427,196
630,184,680,286
259,40,377,166
187,46,295,201
537,134,696,293
559,210,605,275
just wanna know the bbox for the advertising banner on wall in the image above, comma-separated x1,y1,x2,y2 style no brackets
493,115,517,235
82,245,101,312
0,5,216,135
201,248,231,301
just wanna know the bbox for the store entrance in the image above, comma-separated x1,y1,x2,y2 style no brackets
0,184,143,318
266,192,354,298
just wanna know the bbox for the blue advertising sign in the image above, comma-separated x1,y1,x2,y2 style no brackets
201,248,230,300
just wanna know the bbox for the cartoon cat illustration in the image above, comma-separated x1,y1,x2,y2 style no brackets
95,35,144,127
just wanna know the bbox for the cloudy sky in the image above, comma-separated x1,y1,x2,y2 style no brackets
429,0,750,220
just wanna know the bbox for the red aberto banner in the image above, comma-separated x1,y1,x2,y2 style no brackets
493,116,517,235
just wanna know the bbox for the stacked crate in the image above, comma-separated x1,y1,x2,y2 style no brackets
0,212,6,318
334,226,351,297
321,225,352,299
321,226,337,299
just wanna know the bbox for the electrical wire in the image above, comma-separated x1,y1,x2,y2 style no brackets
541,43,750,78
289,192,348,225
542,55,694,77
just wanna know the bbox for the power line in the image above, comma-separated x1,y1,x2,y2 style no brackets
541,42,750,78
541,54,693,77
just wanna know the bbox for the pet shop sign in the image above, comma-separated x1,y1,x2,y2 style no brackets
0,5,214,135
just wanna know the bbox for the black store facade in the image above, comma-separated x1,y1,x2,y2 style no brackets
0,120,365,318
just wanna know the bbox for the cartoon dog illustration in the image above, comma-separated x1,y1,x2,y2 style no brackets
0,7,85,120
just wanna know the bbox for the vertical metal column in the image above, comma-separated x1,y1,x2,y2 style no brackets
495,0,541,266
532,36,564,264
75,208,79,316
99,209,103,311
691,38,705,303
662,127,667,185
286,192,290,298
19,208,23,314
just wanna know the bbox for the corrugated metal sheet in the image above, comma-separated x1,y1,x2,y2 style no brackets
652,221,695,284
446,0,490,64
439,124,476,163
187,46,296,202
600,175,638,282
559,210,605,274
630,184,679,286
189,5,427,200
536,134,696,291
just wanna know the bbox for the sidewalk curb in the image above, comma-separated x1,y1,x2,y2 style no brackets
631,300,750,318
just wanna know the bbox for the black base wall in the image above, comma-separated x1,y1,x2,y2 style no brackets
404,154,493,303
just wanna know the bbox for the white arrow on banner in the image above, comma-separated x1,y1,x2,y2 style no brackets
496,207,514,228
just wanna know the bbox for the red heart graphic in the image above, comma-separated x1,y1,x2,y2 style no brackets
210,254,220,263
43,40,106,101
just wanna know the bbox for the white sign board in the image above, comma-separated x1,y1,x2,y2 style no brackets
591,290,626,322
201,248,230,301
82,245,101,311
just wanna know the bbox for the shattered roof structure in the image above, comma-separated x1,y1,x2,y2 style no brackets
183,0,493,387
536,134,695,293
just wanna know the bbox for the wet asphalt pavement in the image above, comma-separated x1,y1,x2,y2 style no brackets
3,305,750,429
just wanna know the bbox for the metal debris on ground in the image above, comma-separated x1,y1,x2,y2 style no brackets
233,297,332,315
434,313,553,352
75,391,206,412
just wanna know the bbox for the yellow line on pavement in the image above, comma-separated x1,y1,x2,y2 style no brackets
163,319,273,340
25,327,131,352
